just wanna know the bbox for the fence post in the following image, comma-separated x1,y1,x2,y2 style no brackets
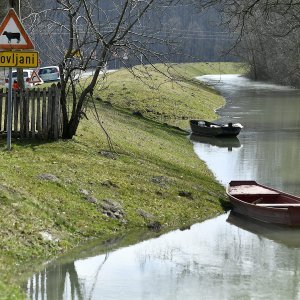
53,85,59,140
20,90,24,138
4,92,7,132
42,88,47,139
36,88,41,136
57,85,62,138
13,90,19,136
25,89,30,138
31,90,36,138
47,86,53,138
0,88,3,133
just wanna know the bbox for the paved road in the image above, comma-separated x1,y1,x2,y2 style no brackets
81,68,116,78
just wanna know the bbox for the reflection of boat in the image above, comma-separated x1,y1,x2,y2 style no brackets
189,120,243,137
227,181,300,226
190,133,241,149
227,211,300,248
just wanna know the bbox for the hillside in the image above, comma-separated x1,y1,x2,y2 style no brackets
0,62,243,299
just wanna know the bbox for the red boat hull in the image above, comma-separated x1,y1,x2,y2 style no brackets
227,181,300,226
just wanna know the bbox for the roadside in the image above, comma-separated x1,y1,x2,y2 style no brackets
0,62,244,299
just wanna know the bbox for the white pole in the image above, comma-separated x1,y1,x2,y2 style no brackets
7,67,12,150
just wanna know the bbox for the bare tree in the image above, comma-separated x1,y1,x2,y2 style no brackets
19,0,185,139
194,0,300,86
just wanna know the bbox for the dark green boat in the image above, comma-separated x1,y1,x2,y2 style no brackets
189,120,243,137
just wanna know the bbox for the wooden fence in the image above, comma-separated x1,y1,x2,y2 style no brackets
0,84,62,140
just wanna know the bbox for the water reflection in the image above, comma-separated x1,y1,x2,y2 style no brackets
189,134,241,151
227,212,300,248
26,213,300,300
27,261,87,300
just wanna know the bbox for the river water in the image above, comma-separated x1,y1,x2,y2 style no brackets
26,75,300,300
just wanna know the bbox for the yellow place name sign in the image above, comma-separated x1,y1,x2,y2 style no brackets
0,51,39,67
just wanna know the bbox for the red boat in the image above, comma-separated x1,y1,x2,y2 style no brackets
226,181,300,226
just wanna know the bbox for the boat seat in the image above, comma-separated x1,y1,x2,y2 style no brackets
256,203,300,207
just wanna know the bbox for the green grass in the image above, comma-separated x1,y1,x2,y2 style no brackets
170,61,246,77
92,62,245,129
0,62,243,299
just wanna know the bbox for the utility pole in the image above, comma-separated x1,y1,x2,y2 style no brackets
9,0,18,12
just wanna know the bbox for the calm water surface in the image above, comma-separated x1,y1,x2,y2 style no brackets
197,74,300,193
26,75,300,300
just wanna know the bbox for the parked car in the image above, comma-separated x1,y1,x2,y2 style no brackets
38,66,60,82
5,69,35,89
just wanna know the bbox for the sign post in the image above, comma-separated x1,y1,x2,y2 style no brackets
0,8,36,150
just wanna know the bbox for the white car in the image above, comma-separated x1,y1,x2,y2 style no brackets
5,69,35,88
38,66,60,82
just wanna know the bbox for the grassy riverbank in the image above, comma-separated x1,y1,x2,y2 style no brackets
0,62,243,298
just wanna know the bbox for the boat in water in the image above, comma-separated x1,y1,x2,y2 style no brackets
189,120,243,137
226,181,300,226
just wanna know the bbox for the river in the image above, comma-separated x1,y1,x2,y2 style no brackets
25,74,300,299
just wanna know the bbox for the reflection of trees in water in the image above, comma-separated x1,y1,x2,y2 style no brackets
86,253,109,300
26,230,156,299
26,253,109,300
134,218,300,299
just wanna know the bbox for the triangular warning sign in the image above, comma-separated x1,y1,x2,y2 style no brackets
0,9,34,50
29,70,43,84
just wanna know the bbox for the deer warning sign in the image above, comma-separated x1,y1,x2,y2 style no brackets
0,9,34,50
